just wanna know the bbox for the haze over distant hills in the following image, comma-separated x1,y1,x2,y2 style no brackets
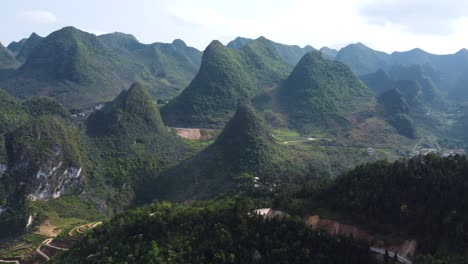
0,27,202,109
2,26,468,263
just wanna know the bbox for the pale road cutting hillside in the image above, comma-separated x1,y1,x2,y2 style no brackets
258,209,414,264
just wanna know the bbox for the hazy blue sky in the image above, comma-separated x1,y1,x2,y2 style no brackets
2,0,468,54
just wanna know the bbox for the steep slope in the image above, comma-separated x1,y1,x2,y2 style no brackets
335,44,468,99
360,69,394,94
389,48,468,93
86,82,194,203
449,67,468,102
0,27,127,108
161,39,291,128
320,47,339,60
0,92,84,237
99,33,202,99
362,69,442,137
361,70,428,114
0,90,30,133
388,64,445,107
335,43,389,76
226,36,253,49
7,39,27,54
227,36,315,65
378,89,409,116
0,42,19,70
15,33,43,62
155,104,286,201
278,51,371,131
0,27,202,109
378,89,416,138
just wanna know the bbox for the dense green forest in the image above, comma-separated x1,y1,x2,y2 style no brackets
53,199,375,264
308,155,468,261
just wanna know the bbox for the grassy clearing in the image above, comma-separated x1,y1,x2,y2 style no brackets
32,195,103,231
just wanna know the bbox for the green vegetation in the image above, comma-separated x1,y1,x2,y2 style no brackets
389,114,416,139
0,27,202,109
15,33,43,63
319,47,338,60
0,42,19,70
7,38,27,54
227,36,316,65
388,64,445,108
32,195,101,229
52,199,375,264
161,39,291,128
278,51,371,131
155,104,290,201
315,155,468,259
0,233,45,259
335,43,389,76
85,82,196,204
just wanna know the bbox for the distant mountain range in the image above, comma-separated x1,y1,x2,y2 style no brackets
335,43,468,101
0,27,202,109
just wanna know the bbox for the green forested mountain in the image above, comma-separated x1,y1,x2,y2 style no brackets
15,33,43,63
0,43,19,70
85,82,195,204
362,69,429,114
360,69,395,94
0,90,82,236
227,36,316,65
362,68,445,138
335,44,468,103
99,33,202,98
155,104,288,201
226,36,253,49
335,43,389,76
278,51,371,131
379,88,410,116
0,27,202,110
52,200,375,264
388,64,444,108
319,47,338,60
161,38,291,128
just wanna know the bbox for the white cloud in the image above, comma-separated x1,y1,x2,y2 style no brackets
359,0,468,35
164,0,468,54
20,10,57,25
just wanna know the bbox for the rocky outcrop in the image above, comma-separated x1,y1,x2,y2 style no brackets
5,116,84,202
29,162,82,201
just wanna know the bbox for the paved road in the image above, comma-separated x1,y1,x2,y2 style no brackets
370,247,412,264
44,240,69,251
36,238,52,261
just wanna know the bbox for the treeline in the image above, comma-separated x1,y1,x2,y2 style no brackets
52,199,375,264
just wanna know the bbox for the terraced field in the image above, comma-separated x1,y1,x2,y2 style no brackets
0,234,45,260
68,222,102,237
